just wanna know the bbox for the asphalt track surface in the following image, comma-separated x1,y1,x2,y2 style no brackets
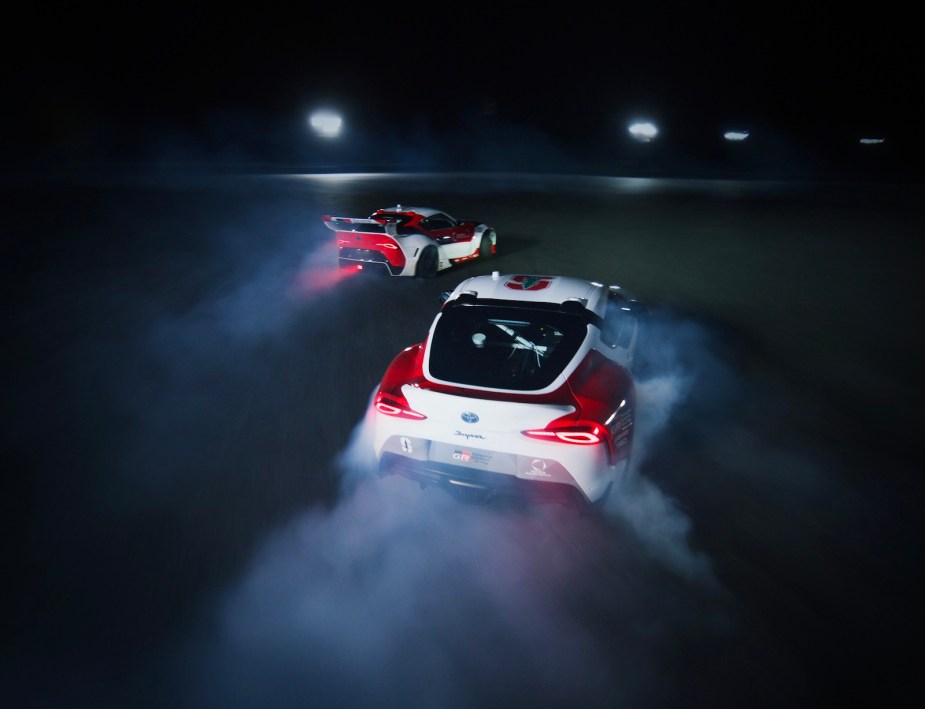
3,171,923,708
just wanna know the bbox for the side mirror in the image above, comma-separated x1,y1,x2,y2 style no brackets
439,291,451,304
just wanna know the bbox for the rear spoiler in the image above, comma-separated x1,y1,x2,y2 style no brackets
322,215,398,237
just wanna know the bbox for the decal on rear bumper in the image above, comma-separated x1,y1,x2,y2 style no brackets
381,436,571,483
431,442,515,473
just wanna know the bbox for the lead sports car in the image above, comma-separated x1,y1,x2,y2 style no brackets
366,272,640,510
322,205,497,278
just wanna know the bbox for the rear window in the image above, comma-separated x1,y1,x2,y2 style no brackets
427,304,588,390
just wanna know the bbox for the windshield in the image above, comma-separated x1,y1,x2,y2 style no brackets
427,304,588,391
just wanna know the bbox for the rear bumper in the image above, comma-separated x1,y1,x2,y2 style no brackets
338,248,404,276
379,451,588,509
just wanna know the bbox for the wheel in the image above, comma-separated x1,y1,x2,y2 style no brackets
416,245,438,279
479,231,494,259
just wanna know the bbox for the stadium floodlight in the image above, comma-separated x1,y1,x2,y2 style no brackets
628,121,658,142
309,110,344,138
723,130,750,142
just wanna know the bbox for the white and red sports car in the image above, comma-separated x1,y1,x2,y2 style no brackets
322,205,497,278
366,272,640,510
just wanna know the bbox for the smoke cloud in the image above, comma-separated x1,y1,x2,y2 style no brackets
158,305,737,708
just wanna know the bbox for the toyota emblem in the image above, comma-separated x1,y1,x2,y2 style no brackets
461,411,479,424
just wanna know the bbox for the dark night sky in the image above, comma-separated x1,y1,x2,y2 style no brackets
5,5,921,177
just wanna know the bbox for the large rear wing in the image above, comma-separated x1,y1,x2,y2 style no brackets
322,215,398,237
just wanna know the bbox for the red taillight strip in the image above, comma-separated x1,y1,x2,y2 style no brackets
375,393,426,420
554,429,603,444
522,424,605,445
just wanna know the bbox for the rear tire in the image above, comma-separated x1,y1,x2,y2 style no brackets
479,231,494,259
416,245,438,279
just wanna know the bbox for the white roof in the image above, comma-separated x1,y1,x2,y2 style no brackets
447,273,610,315
377,205,442,217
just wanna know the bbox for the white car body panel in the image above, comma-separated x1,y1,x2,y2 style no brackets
367,272,640,509
373,387,615,500
323,205,496,277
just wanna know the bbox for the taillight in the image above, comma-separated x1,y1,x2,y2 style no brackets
374,392,426,420
522,424,606,445
523,418,616,463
